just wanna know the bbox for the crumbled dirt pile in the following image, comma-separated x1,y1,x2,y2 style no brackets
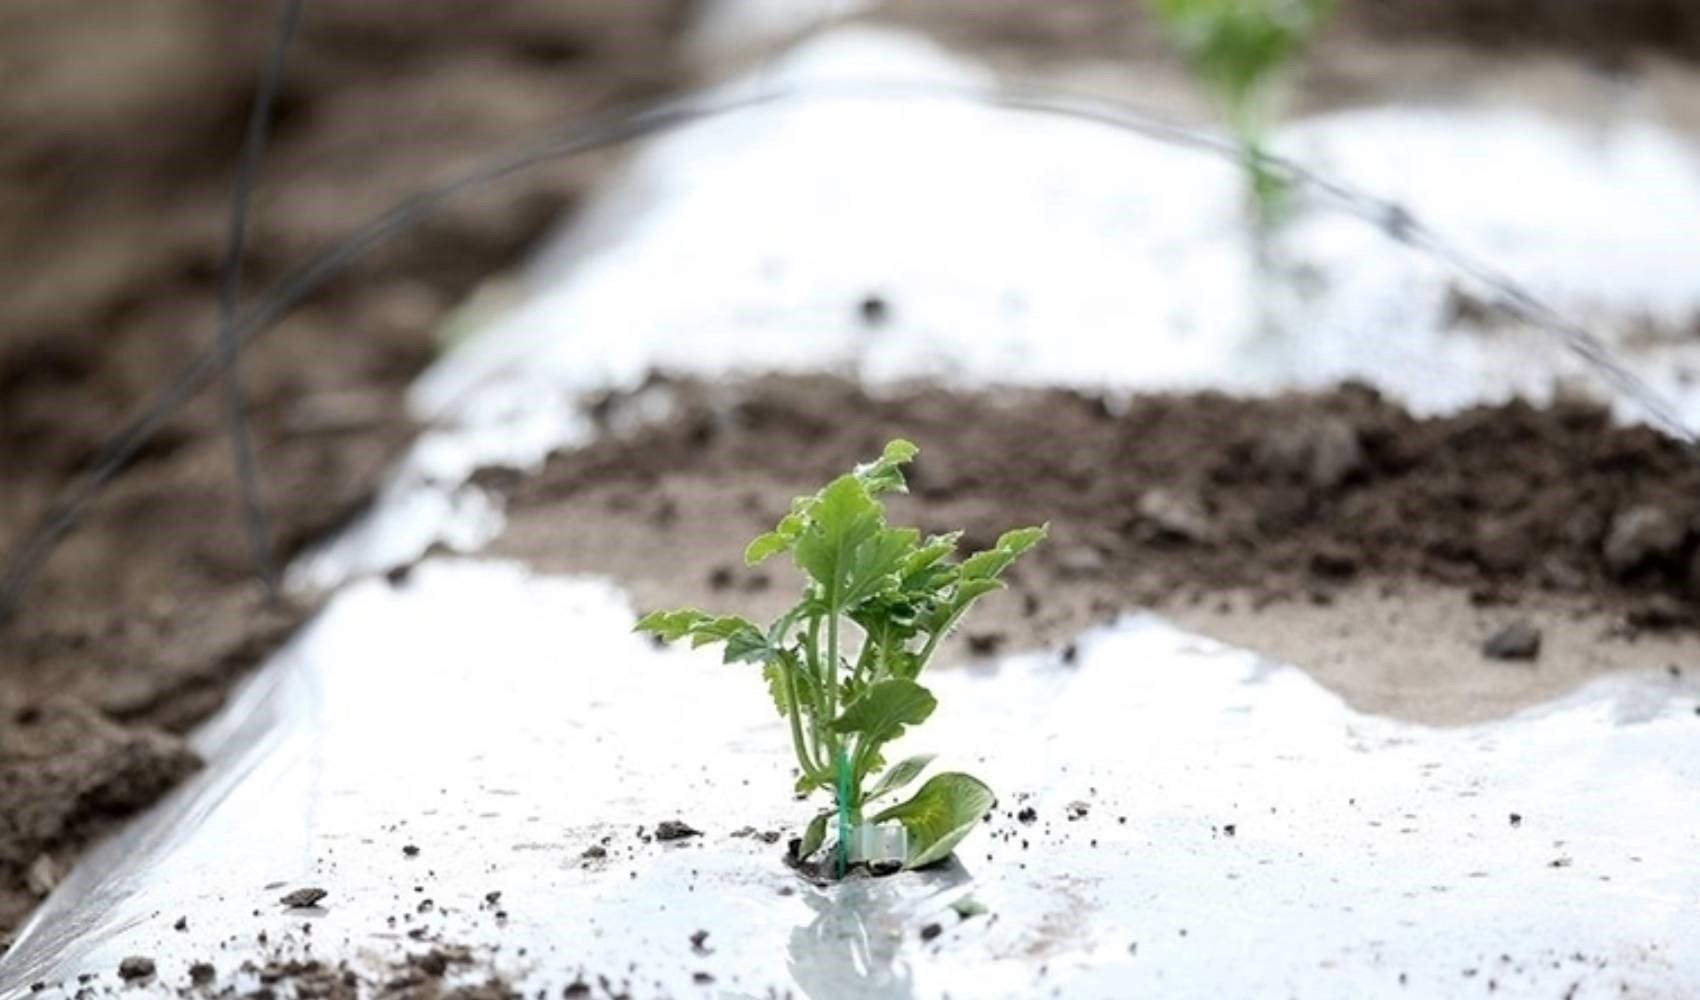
0,702,198,933
495,375,1700,638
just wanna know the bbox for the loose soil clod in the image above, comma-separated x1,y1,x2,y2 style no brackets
654,820,701,842
279,887,328,910
1483,622,1543,662
116,956,155,981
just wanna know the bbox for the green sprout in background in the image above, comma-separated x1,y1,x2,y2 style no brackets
638,440,1045,877
1147,0,1340,226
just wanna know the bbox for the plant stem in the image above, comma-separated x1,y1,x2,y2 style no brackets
852,642,875,684
826,611,841,721
782,656,820,776
915,606,967,672
833,747,852,877
804,615,828,766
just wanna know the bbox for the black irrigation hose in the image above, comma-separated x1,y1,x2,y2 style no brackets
1,79,1694,623
217,0,304,604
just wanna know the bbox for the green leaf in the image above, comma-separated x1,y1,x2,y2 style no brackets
855,438,920,496
869,772,996,869
830,679,936,742
761,660,791,719
882,438,919,464
843,527,919,607
884,650,921,681
687,614,758,646
995,525,1048,556
953,578,1004,603
793,479,920,615
744,532,790,566
745,513,806,566
800,812,829,858
865,754,935,803
959,523,1048,581
723,628,772,665
901,532,960,580
793,475,881,608
633,608,707,642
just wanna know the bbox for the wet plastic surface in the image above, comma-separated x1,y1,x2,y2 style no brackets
4,560,1697,998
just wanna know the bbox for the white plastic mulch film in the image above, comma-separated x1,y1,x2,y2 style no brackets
4,562,1698,998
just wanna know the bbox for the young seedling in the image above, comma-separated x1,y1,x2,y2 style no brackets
1146,0,1338,226
636,440,1045,877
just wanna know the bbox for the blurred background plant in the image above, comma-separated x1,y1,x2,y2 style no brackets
1146,0,1339,226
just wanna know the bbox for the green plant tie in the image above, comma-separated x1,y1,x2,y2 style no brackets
834,747,852,878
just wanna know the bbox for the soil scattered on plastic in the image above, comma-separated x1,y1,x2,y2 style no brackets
279,887,328,910
653,820,701,842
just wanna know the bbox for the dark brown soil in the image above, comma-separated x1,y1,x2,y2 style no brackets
495,375,1700,642
0,702,199,924
0,0,686,939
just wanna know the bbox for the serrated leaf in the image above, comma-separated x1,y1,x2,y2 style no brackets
745,532,790,566
865,754,935,803
855,438,920,496
830,679,936,741
633,608,708,643
995,525,1048,555
723,628,772,665
954,578,1004,603
761,660,791,719
843,527,918,608
882,438,919,464
902,532,960,579
869,772,996,869
957,549,1010,581
793,476,878,600
800,812,829,858
960,524,1049,581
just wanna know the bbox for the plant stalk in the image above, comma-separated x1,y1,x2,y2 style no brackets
833,747,852,877
782,656,820,776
